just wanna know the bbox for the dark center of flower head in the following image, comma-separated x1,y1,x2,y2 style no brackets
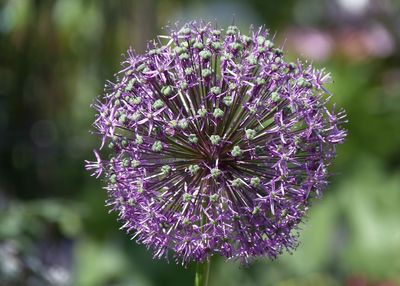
86,21,346,265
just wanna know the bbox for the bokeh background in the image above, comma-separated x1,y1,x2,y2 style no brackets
1,0,400,285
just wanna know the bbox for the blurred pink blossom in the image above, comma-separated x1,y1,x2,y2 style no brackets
286,28,333,61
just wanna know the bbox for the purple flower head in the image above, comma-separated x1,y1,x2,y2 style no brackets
85,21,346,265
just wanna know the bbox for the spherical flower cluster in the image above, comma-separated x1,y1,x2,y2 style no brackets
86,21,346,264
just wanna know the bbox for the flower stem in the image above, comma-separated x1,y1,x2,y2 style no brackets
194,258,211,286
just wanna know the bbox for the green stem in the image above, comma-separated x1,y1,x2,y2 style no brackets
194,258,211,286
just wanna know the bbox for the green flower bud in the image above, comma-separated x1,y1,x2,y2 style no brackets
265,40,274,49
229,82,237,90
152,140,163,152
118,113,127,124
122,158,130,167
188,164,200,176
231,42,242,51
213,108,224,118
131,160,140,168
297,77,311,88
135,135,143,145
210,168,221,178
130,111,141,121
226,26,238,35
161,86,172,96
197,108,207,117
169,120,178,128
256,77,265,85
188,134,198,144
174,46,185,55
223,96,233,106
271,91,280,102
211,41,221,50
210,135,221,145
125,79,136,92
199,50,212,59
231,145,242,157
178,119,189,129
110,174,117,184
246,55,257,65
249,106,257,114
245,129,256,140
180,41,189,48
231,178,242,187
210,86,221,95
201,68,212,77
179,53,189,60
184,67,194,75
131,97,141,105
257,36,265,45
183,193,192,202
210,194,219,203
193,42,204,50
136,64,146,72
252,206,260,215
220,53,232,61
250,176,261,187
152,99,164,110
180,26,191,34
160,165,171,175
242,35,252,44
180,82,188,90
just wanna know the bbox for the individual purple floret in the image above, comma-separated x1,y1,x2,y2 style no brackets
85,21,346,265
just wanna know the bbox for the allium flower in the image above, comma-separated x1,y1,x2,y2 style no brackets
86,21,346,265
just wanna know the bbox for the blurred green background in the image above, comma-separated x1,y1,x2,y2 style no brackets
1,0,400,285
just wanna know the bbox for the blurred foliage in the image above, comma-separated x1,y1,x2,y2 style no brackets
1,0,400,285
